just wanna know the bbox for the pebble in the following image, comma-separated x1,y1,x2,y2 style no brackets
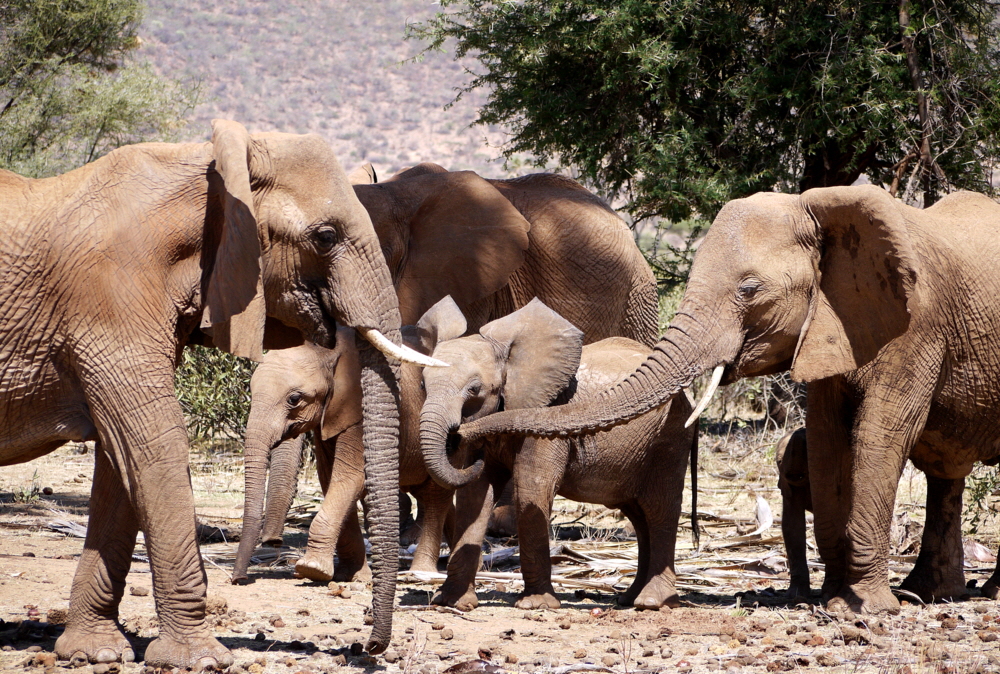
432,623,446,630
816,652,839,667
330,654,347,666
129,586,150,597
601,655,620,667
660,648,673,659
573,649,587,659
441,628,454,640
505,654,518,664
383,649,400,663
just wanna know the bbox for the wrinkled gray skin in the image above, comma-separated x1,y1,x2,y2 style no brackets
776,428,997,602
419,299,696,611
776,429,812,599
463,186,1000,613
0,120,406,664
234,330,455,583
238,162,660,583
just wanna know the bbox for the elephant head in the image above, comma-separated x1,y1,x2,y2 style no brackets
233,328,362,583
417,297,584,489
353,166,532,326
207,120,446,652
462,185,920,438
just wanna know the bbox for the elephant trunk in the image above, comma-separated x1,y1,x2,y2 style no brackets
462,308,734,440
233,405,284,584
357,337,401,654
261,436,304,545
420,402,485,490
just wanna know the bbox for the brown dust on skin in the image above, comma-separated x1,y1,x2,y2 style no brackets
1,437,999,674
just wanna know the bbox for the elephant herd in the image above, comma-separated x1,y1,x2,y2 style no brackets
2,120,1000,670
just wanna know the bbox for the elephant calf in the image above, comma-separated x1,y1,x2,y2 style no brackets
776,428,812,599
419,297,697,611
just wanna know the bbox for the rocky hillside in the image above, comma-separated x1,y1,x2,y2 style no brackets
140,0,515,178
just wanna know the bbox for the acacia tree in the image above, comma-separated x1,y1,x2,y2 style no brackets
0,0,198,177
414,0,1000,223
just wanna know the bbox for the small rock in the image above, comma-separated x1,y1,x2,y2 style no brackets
807,634,826,646
816,652,838,667
331,654,347,666
505,654,518,664
32,653,56,668
340,589,352,599
130,586,150,597
42,487,53,495
205,595,227,614
92,664,110,674
642,647,655,657
558,618,571,630
46,608,67,625
978,631,998,642
383,649,400,663
601,655,620,667
350,642,364,656
291,632,307,642
22,552,35,558
26,645,42,652
328,582,343,596
247,663,264,674
948,631,965,642
441,628,454,640
574,649,587,659
660,648,673,659
297,608,310,616
255,632,265,642
432,623,446,631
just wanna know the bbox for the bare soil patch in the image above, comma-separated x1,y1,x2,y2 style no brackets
1,427,999,674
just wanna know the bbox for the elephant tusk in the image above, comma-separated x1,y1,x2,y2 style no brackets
684,365,724,428
359,327,450,367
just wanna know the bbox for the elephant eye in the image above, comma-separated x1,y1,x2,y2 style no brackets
468,383,481,396
738,280,762,300
313,228,337,252
288,392,303,406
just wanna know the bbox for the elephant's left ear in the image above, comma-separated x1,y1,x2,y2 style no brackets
480,298,584,410
791,186,920,382
201,119,266,361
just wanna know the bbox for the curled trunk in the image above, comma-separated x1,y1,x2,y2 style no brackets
420,403,485,490
462,313,719,440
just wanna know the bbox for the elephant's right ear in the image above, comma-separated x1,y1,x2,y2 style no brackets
403,296,468,354
348,163,377,184
201,119,266,361
393,171,531,325
480,298,583,410
791,186,919,382
320,328,363,441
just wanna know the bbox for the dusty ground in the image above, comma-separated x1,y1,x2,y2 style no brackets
1,424,999,674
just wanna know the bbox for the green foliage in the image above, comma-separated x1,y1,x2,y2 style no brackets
965,464,1000,534
0,0,199,177
174,346,256,443
413,0,1000,223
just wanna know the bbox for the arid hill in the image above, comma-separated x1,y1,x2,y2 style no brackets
141,0,514,178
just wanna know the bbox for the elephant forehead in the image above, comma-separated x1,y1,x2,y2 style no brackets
427,338,498,382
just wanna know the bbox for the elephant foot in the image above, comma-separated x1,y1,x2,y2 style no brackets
144,633,233,670
900,569,969,603
295,554,334,583
55,622,134,665
827,584,900,615
334,560,372,583
981,572,1000,600
432,584,479,611
632,577,681,610
515,589,560,610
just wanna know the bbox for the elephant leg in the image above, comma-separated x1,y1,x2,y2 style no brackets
827,372,934,615
55,444,137,665
433,466,508,611
806,379,855,603
333,505,371,582
513,438,565,610
487,481,518,537
983,554,1000,600
408,482,452,573
85,377,232,670
782,488,812,600
297,428,365,582
617,503,650,607
900,475,969,602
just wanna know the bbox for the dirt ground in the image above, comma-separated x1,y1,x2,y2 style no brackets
2,424,999,674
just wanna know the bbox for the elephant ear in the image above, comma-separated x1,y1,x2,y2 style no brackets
201,119,266,361
394,171,531,325
402,295,468,355
348,163,377,184
791,185,919,382
480,298,584,410
320,328,363,441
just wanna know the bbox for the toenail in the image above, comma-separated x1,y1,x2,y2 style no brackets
94,648,118,663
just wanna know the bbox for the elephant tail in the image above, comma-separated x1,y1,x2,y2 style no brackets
690,427,699,551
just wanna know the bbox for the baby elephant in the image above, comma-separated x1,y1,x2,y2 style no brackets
775,428,812,599
419,297,697,611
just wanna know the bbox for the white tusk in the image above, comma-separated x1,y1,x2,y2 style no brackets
684,365,724,428
358,327,450,368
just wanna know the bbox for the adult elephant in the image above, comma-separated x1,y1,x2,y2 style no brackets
0,120,432,667
463,185,1000,614
234,164,659,582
